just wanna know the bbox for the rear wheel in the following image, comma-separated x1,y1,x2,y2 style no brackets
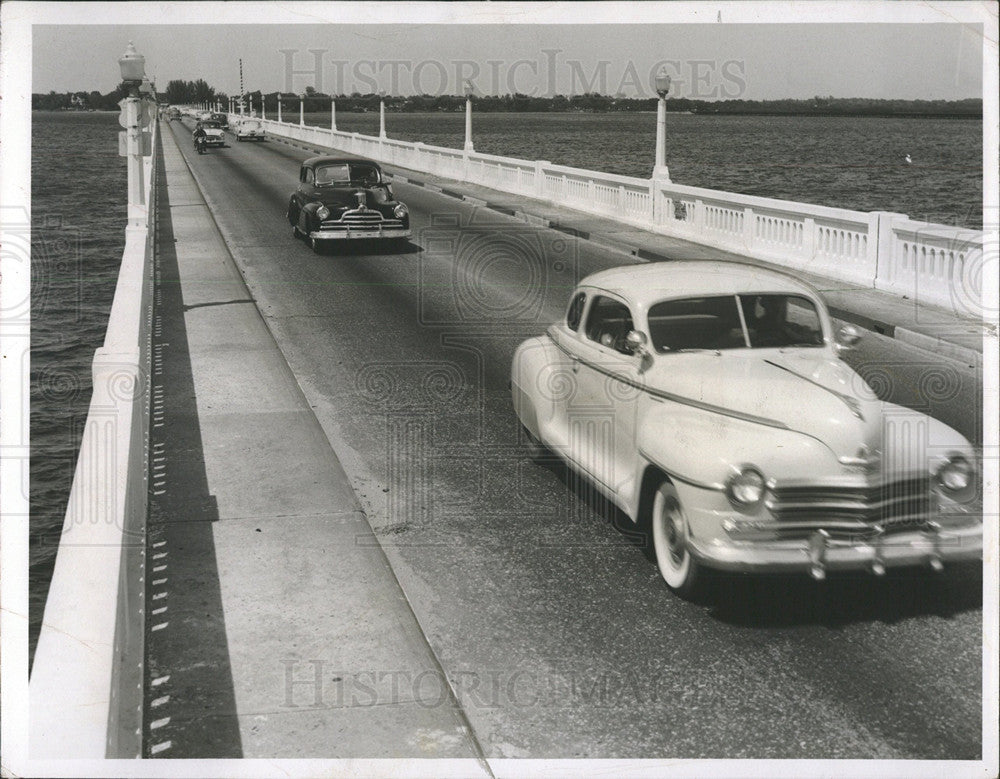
650,481,701,598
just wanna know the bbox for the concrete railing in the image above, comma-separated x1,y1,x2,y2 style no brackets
255,114,984,313
29,115,158,758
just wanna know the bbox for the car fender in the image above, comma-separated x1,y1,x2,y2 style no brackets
633,399,840,493
510,335,564,440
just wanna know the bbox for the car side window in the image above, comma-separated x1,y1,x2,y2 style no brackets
300,168,313,185
565,292,586,331
584,295,635,354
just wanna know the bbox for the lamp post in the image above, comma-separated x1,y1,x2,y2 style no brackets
379,91,387,138
299,93,305,126
463,80,474,152
117,42,150,217
653,66,671,181
261,95,266,120
278,95,282,123
331,97,337,132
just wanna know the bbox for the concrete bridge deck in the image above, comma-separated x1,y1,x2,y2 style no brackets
126,116,987,766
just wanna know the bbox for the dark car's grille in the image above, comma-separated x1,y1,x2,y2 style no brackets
321,208,404,230
766,477,931,533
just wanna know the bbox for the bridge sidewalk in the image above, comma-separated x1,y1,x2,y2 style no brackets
146,122,488,765
271,136,988,371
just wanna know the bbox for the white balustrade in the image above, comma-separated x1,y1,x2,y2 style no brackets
261,116,984,313
30,113,158,759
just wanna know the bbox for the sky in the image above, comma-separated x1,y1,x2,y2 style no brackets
31,18,986,101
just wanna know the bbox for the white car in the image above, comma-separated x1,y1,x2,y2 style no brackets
234,119,265,141
510,261,981,597
200,120,226,147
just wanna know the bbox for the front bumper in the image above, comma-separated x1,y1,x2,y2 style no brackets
309,226,411,241
690,519,982,579
205,136,225,146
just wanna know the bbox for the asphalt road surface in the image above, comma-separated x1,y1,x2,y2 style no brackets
165,118,984,760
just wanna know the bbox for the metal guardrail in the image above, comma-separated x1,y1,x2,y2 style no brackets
29,112,158,759
254,114,985,314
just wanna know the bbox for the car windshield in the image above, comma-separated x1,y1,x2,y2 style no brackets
314,163,380,187
242,121,261,130
647,294,824,352
203,122,221,129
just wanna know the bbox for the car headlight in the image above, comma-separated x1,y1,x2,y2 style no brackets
393,203,408,219
725,466,766,512
935,454,975,499
316,205,330,221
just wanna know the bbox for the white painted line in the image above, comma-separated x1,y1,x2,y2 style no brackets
153,578,167,586
151,695,170,707
153,591,168,600
152,606,167,615
151,622,169,631
152,675,170,686
150,717,170,730
150,741,172,755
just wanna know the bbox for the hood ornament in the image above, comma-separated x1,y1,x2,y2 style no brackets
354,191,368,209
839,445,881,472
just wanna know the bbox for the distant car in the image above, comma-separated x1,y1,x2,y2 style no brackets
510,261,982,597
286,156,411,251
200,121,226,147
210,112,229,129
234,119,265,141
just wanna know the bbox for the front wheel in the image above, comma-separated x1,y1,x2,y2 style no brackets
650,481,701,599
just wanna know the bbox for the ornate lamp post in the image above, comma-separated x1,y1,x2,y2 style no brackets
463,80,474,152
654,66,671,181
379,91,387,138
117,42,151,216
299,92,305,126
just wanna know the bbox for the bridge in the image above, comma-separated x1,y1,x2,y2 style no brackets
28,98,992,770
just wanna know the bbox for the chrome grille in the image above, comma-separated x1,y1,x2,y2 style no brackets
766,477,931,531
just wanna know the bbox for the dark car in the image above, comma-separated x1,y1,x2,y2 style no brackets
210,112,229,129
286,157,411,251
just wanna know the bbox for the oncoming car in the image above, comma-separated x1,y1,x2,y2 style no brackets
286,156,411,251
234,119,265,141
510,261,981,597
200,120,226,147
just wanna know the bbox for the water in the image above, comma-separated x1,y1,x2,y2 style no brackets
29,111,127,665
309,111,983,228
27,109,983,663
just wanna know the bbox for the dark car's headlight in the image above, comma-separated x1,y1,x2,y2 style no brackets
393,203,408,219
725,466,766,512
935,454,976,501
317,205,330,221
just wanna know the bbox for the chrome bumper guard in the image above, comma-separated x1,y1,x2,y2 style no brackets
692,519,982,579
310,226,411,241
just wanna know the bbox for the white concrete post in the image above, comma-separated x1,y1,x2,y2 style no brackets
261,97,266,120
653,96,671,181
278,98,282,123
121,97,145,215
464,96,474,152
379,97,387,138
299,95,305,126
331,99,337,132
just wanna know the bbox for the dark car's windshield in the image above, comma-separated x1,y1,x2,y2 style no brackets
648,294,824,352
314,163,380,187
203,122,222,129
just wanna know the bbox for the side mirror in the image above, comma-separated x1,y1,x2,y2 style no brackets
835,324,862,350
625,330,649,356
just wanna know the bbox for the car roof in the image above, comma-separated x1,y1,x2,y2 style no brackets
303,156,380,169
578,261,820,309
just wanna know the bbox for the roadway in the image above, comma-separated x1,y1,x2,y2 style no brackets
162,117,983,760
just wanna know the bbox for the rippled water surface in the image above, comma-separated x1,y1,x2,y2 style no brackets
28,109,983,663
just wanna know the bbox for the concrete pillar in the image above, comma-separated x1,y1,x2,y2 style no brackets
653,96,670,181
120,96,145,211
299,96,304,126
331,99,337,132
379,97,387,138
278,98,282,123
464,96,474,152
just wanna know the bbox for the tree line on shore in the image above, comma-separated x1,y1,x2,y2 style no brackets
35,80,983,118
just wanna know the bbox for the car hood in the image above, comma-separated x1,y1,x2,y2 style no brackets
641,349,884,459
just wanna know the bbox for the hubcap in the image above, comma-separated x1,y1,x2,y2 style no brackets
663,497,686,565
